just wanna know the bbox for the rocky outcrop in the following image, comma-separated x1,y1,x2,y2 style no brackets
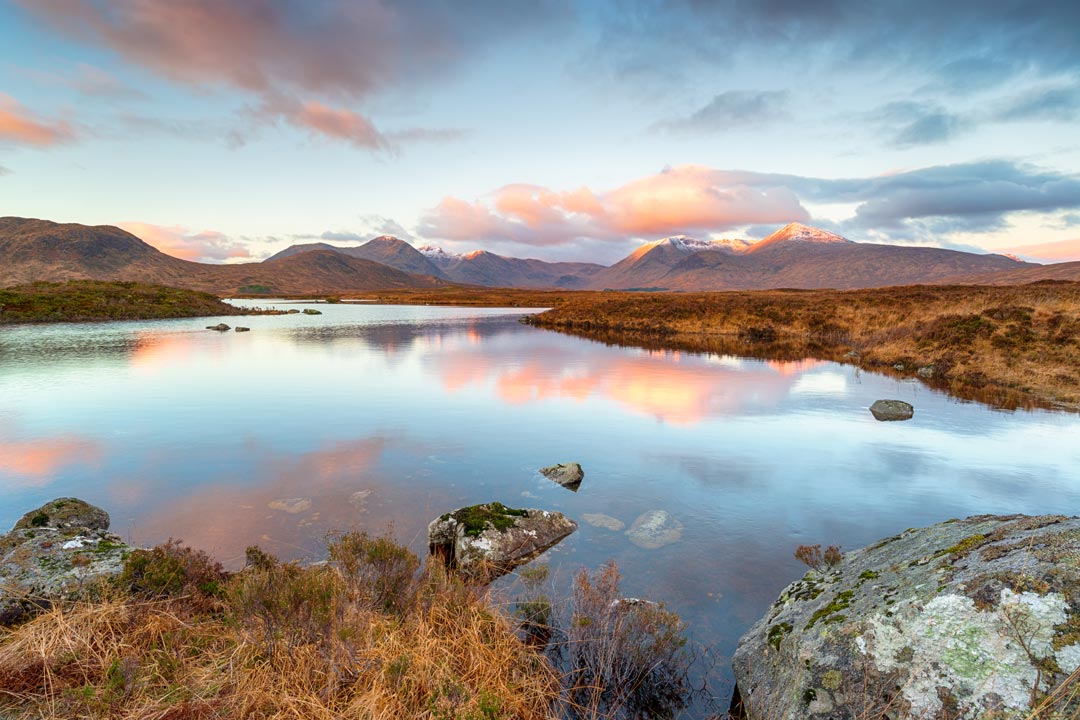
626,510,683,549
732,515,1080,719
428,502,577,581
0,498,134,625
869,399,914,421
540,462,584,491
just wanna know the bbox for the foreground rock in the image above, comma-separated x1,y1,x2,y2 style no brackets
732,514,1080,719
869,399,914,421
539,462,584,491
626,510,683,549
428,502,577,581
0,498,133,625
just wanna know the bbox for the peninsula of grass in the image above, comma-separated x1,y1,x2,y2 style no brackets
527,282,1080,411
0,280,259,324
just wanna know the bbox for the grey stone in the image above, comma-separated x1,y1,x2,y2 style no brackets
732,514,1080,719
302,309,322,315
626,510,683,549
235,326,251,332
539,462,584,491
428,503,576,582
869,399,914,421
916,365,935,379
206,323,231,331
1,498,134,625
583,513,625,532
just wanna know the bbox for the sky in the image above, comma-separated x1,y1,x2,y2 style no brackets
1,0,1079,265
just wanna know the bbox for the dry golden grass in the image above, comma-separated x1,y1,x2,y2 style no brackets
529,282,1080,411
0,550,559,720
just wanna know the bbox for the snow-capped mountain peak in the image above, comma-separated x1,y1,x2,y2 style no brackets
761,222,850,245
418,245,464,261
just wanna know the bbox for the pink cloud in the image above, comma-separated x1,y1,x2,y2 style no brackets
418,165,809,248
0,94,76,147
252,94,387,149
118,221,251,263
1003,237,1080,263
20,0,539,149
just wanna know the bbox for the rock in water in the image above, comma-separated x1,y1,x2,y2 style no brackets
206,323,231,331
731,514,1080,720
1,498,133,625
539,462,584,491
869,399,914,421
626,510,683,549
235,326,250,332
428,502,577,581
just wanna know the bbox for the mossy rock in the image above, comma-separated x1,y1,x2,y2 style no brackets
733,514,1080,719
14,498,109,532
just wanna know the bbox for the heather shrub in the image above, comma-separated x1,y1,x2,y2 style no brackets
327,529,420,615
120,539,226,599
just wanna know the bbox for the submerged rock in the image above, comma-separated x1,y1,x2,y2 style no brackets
1,498,133,625
731,514,1080,720
583,513,625,532
206,323,231,331
428,502,577,581
869,399,914,421
540,462,584,491
626,510,683,549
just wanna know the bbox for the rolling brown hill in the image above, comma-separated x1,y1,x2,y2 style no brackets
0,217,447,294
267,235,449,279
423,249,605,288
946,260,1080,285
587,223,1033,290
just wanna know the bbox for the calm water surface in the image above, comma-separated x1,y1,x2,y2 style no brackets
3,301,1080,698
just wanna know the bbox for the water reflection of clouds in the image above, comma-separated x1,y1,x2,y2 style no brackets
432,341,817,424
0,435,102,488
121,434,458,567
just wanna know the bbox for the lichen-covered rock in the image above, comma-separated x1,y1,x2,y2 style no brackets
732,514,1080,719
869,399,914,421
1,498,133,625
626,510,683,549
539,462,584,491
428,502,577,581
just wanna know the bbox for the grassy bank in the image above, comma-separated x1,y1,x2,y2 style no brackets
0,535,697,720
529,282,1080,411
0,280,257,324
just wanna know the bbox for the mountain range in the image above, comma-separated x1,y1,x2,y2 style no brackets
2,216,1076,294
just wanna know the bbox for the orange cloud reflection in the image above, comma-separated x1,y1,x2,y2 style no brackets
0,437,102,487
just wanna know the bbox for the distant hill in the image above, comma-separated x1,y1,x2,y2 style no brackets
946,260,1080,285
0,218,446,294
421,249,605,288
587,223,1032,290
267,236,449,279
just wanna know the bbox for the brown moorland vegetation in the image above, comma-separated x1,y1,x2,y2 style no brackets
0,534,701,720
526,282,1080,411
0,281,260,324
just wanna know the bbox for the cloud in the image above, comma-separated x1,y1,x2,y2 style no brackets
995,83,1080,123
868,101,969,147
1001,237,1080,263
118,221,252,263
656,90,790,133
20,0,566,148
419,165,809,249
423,160,1080,251
0,94,77,147
252,94,388,150
586,1,1080,91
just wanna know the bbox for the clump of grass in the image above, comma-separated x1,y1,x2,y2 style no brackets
795,544,842,571
0,534,559,720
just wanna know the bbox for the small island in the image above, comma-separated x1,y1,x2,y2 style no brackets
0,280,261,324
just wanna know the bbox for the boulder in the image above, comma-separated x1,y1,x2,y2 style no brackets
235,326,251,332
302,309,322,315
626,510,683,549
539,462,584,491
428,502,577,581
206,323,231,331
731,515,1080,720
869,399,914,421
1,498,133,625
